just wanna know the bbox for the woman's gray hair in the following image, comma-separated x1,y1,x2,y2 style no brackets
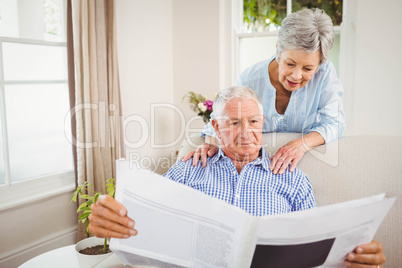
277,8,334,64
213,86,263,118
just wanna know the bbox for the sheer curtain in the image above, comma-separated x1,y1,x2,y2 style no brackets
70,0,124,241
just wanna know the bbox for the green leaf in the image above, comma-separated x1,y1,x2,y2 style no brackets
70,195,77,204
76,202,89,213
86,220,91,235
78,212,91,221
70,187,81,204
79,194,94,200
107,188,115,197
94,193,100,203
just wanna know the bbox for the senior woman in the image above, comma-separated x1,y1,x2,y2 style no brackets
184,8,344,175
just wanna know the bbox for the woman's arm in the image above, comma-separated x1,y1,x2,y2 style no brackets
309,61,345,143
182,115,220,167
269,131,324,174
181,135,219,167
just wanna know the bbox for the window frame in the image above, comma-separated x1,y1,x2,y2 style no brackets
0,37,74,210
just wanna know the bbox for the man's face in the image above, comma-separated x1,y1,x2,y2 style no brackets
212,98,264,161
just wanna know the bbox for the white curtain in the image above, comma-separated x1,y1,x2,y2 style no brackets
71,0,124,241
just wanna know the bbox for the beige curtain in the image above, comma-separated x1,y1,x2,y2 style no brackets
71,0,124,241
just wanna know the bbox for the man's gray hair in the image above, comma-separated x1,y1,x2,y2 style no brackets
213,86,263,117
277,8,334,64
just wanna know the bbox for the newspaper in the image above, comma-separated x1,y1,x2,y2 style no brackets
110,160,396,268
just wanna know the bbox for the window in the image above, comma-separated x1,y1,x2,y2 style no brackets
235,0,343,78
0,0,74,209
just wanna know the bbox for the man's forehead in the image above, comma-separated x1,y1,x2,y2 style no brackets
225,98,260,113
228,115,263,120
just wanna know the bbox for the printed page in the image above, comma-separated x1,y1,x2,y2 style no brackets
251,195,396,268
110,160,257,268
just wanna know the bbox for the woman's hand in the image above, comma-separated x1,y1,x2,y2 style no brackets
270,132,325,174
182,143,219,167
89,195,137,239
344,240,385,267
270,138,307,174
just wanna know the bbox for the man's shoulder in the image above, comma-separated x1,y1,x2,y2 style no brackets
269,165,309,182
284,167,312,190
284,166,308,178
164,158,212,179
168,158,201,172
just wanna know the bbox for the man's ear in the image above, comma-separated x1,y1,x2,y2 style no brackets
211,119,221,139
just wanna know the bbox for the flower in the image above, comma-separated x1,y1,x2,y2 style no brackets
204,100,213,111
198,102,207,112
183,91,215,123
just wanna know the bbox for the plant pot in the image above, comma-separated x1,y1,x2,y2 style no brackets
75,237,112,267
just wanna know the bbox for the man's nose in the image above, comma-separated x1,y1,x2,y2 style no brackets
240,121,251,137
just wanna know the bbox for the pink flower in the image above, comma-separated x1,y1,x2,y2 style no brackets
204,100,213,111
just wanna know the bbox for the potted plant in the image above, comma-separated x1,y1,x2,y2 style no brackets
70,178,115,265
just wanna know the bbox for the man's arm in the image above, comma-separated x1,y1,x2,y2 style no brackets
291,170,317,212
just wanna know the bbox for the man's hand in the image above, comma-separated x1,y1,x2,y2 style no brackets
89,195,137,239
344,241,385,267
181,143,219,167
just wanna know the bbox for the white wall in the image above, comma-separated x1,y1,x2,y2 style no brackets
172,0,220,146
116,0,220,174
342,0,402,136
0,193,76,267
116,0,175,174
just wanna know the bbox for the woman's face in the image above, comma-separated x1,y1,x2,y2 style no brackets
277,49,321,91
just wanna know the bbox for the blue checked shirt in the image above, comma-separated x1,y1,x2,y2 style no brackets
163,148,316,216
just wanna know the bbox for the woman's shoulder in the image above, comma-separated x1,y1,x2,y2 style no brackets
307,60,339,90
316,60,337,76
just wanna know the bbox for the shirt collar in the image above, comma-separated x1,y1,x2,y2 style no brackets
211,147,270,171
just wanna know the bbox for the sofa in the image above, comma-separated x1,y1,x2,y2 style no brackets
177,133,402,267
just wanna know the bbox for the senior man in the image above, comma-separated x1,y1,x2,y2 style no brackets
89,86,385,267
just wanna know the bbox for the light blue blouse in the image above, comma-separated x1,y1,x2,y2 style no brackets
202,55,345,143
